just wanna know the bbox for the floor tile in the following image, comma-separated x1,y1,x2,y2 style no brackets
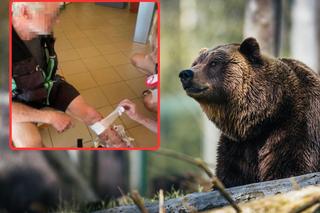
59,59,88,76
109,35,132,43
76,46,101,59
49,118,92,148
39,127,53,148
113,41,136,51
57,48,81,62
83,141,95,148
88,34,114,46
100,82,137,104
65,72,97,90
65,30,87,39
107,18,129,26
82,29,102,37
90,67,122,86
103,52,130,66
125,77,147,97
77,23,100,31
119,113,141,129
128,125,157,148
114,64,146,80
80,87,110,109
55,37,73,51
69,37,94,49
53,27,64,37
82,56,111,71
98,26,119,35
96,44,119,55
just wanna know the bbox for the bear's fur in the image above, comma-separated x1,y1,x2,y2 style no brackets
179,37,320,187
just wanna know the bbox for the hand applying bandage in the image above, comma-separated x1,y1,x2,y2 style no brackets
119,99,157,133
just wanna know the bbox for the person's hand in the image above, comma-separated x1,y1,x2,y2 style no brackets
48,111,73,133
119,99,141,122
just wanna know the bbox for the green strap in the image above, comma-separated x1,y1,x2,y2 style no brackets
12,78,17,92
46,56,56,81
43,56,56,105
44,80,54,105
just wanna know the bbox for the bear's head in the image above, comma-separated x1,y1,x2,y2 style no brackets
179,37,265,104
179,38,286,140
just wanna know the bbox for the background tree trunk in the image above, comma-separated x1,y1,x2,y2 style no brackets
244,0,282,56
290,0,318,72
42,151,99,202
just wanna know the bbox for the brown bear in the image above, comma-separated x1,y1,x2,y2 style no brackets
179,37,320,188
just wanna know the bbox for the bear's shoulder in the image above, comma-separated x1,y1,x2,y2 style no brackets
280,58,320,85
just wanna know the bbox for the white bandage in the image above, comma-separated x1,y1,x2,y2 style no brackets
90,106,125,135
90,122,106,135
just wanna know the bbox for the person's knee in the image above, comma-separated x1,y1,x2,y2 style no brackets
13,130,43,148
12,122,43,148
143,93,157,113
131,54,142,67
131,53,155,74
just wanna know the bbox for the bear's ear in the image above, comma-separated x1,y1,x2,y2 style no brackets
239,37,263,65
199,48,208,55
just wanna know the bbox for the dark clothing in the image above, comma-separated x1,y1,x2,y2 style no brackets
12,27,79,112
24,36,46,69
22,75,80,112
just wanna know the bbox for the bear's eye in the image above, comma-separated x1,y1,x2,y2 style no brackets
211,61,218,67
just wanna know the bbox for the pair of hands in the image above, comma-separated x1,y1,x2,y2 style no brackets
48,99,139,134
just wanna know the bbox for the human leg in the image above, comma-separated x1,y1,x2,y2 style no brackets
131,53,155,75
12,122,43,147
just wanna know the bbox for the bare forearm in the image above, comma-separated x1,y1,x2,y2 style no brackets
135,115,157,133
12,102,52,124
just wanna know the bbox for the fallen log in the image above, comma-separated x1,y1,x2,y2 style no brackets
94,172,320,213
204,186,320,213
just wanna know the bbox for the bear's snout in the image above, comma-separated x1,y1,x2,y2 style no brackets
179,69,194,88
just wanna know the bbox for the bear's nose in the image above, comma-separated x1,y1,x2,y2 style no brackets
179,69,194,83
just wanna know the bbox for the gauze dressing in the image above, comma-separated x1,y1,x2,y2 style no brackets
90,106,125,135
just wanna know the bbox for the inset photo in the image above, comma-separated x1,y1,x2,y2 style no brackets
10,1,159,149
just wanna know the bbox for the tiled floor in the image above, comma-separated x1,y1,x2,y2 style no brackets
39,3,157,148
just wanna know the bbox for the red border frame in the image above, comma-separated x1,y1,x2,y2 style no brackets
9,0,161,151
